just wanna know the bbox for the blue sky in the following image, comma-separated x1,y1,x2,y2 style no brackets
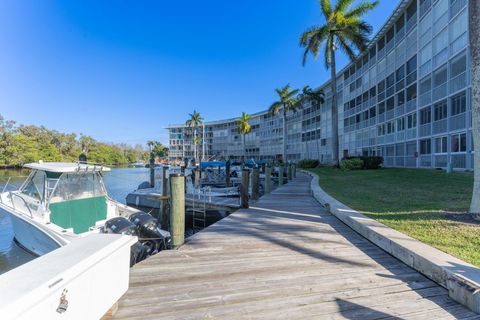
0,0,399,146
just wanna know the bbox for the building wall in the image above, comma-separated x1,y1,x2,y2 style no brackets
168,0,473,169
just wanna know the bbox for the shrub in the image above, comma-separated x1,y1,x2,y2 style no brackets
360,156,383,169
298,159,320,169
340,158,364,170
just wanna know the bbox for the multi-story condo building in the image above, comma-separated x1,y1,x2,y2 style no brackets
168,0,473,169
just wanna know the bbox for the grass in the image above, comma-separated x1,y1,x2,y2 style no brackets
308,167,480,267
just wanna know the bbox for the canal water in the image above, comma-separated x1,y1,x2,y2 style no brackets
0,167,150,275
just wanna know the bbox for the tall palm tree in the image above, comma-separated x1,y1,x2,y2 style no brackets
300,0,378,166
237,112,252,162
269,84,300,162
469,0,480,220
299,85,325,160
185,110,203,164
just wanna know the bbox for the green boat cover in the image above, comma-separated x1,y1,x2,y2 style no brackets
49,196,107,234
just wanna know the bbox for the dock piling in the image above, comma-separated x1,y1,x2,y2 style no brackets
161,166,169,229
149,155,155,187
226,161,231,187
265,166,272,194
170,174,185,248
279,165,284,185
240,169,250,208
251,167,259,200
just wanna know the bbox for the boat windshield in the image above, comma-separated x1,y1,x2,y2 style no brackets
21,171,46,201
49,172,106,204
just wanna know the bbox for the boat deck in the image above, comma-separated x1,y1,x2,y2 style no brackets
107,173,480,319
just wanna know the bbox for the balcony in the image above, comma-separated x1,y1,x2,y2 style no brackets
450,72,467,94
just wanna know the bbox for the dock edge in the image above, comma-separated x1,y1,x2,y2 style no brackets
302,170,480,314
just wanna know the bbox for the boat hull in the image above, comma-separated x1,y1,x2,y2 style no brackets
0,206,64,256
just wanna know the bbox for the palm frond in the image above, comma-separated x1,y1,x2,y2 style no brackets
269,101,283,116
320,0,332,21
334,0,355,13
335,33,357,61
345,1,379,19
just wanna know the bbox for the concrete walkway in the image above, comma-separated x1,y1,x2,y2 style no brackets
109,173,480,319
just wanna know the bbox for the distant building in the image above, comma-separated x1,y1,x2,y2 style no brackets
168,0,473,169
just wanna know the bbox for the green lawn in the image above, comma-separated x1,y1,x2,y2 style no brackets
309,167,480,267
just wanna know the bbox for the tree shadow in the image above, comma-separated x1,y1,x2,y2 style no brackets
192,172,478,318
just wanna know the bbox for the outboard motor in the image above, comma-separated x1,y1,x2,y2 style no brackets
103,217,149,266
128,211,171,253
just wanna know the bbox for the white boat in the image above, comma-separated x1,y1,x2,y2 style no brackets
0,162,170,260
129,161,146,168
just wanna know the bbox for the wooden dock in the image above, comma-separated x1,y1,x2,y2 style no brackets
108,173,480,319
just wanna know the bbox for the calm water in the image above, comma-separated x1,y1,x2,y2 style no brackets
0,167,149,274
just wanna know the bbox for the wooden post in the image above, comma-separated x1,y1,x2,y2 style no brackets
170,174,185,248
161,166,169,230
251,167,259,200
278,165,284,185
226,161,231,187
149,155,155,187
287,164,292,181
240,169,250,208
265,166,272,194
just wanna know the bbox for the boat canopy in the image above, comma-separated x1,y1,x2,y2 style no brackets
24,162,111,173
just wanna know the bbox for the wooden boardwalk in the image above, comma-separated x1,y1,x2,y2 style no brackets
109,173,480,319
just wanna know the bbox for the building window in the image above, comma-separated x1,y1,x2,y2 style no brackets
407,113,417,129
420,139,431,154
420,107,431,125
450,54,467,79
406,55,417,74
451,91,467,115
435,136,448,153
387,97,395,110
451,133,467,152
378,124,385,136
387,121,395,134
397,91,405,106
396,117,405,131
406,84,417,101
379,101,386,114
433,100,447,121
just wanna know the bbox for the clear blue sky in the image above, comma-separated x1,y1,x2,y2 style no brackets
0,0,399,146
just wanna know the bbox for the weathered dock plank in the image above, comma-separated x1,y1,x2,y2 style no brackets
107,173,480,319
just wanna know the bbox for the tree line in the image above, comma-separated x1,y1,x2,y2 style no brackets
0,114,167,167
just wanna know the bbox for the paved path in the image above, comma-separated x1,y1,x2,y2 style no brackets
109,173,480,319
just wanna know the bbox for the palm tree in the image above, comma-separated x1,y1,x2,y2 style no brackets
299,86,325,160
469,1,480,220
185,110,203,164
269,84,300,162
237,112,252,162
300,0,378,166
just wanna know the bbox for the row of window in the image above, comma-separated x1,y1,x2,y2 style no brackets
419,133,466,154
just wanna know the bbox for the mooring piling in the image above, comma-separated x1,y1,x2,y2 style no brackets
251,167,259,200
170,174,185,248
226,161,231,187
240,169,250,208
264,166,272,194
278,164,284,185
